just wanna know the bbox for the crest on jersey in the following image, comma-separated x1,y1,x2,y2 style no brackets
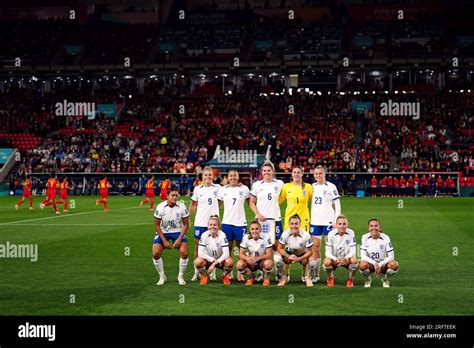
302,190,306,196
299,242,304,248
259,243,264,249
379,244,384,250
323,190,327,195
239,190,243,198
176,212,180,219
274,186,279,192
346,240,350,245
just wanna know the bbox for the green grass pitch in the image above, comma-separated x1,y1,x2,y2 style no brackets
0,195,472,315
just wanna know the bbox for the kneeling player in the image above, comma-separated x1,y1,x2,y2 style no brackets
323,215,359,288
359,218,400,288
236,220,273,286
194,215,234,285
152,187,190,285
274,214,317,287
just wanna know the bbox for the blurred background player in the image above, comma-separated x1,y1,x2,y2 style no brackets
140,175,156,211
15,174,34,211
310,165,341,283
190,166,221,281
152,187,190,286
279,166,312,282
55,176,69,213
218,169,250,281
359,218,400,288
236,219,273,286
96,175,110,212
40,172,60,215
274,214,316,287
370,175,378,197
194,215,233,285
158,177,171,201
249,160,284,247
323,215,358,288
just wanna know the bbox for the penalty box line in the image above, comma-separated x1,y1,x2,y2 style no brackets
0,206,146,226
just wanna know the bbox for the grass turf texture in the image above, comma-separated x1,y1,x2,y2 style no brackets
0,196,472,316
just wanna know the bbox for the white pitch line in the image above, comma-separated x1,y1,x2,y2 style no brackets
0,206,147,225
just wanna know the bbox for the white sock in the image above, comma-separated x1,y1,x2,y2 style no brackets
179,258,188,277
274,255,285,277
242,267,251,276
315,258,321,277
153,258,165,277
360,269,371,278
348,263,358,279
193,265,199,275
385,268,398,279
307,260,317,279
263,269,272,279
323,264,333,277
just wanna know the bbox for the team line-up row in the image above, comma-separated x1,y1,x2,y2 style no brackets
151,162,400,288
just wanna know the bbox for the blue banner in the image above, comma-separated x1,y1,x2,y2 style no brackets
351,102,373,114
0,148,13,164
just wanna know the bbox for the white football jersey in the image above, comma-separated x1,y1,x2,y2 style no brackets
218,184,250,226
199,230,229,260
240,234,273,257
154,201,189,234
360,232,394,263
250,179,284,221
310,181,340,226
279,229,313,256
191,184,221,227
325,228,356,258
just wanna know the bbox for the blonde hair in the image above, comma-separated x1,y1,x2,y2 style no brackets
208,214,221,228
262,160,275,172
203,166,213,174
336,214,348,223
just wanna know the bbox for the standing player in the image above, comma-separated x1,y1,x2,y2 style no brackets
359,218,400,288
323,215,358,288
159,177,171,201
380,176,387,197
236,219,273,286
140,175,156,211
274,214,316,287
279,166,312,281
370,175,378,197
96,175,110,212
40,173,60,215
218,169,250,281
152,187,190,285
249,160,284,246
310,165,341,282
446,176,456,196
15,174,34,211
435,175,445,197
190,166,221,281
194,215,234,285
55,176,69,212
